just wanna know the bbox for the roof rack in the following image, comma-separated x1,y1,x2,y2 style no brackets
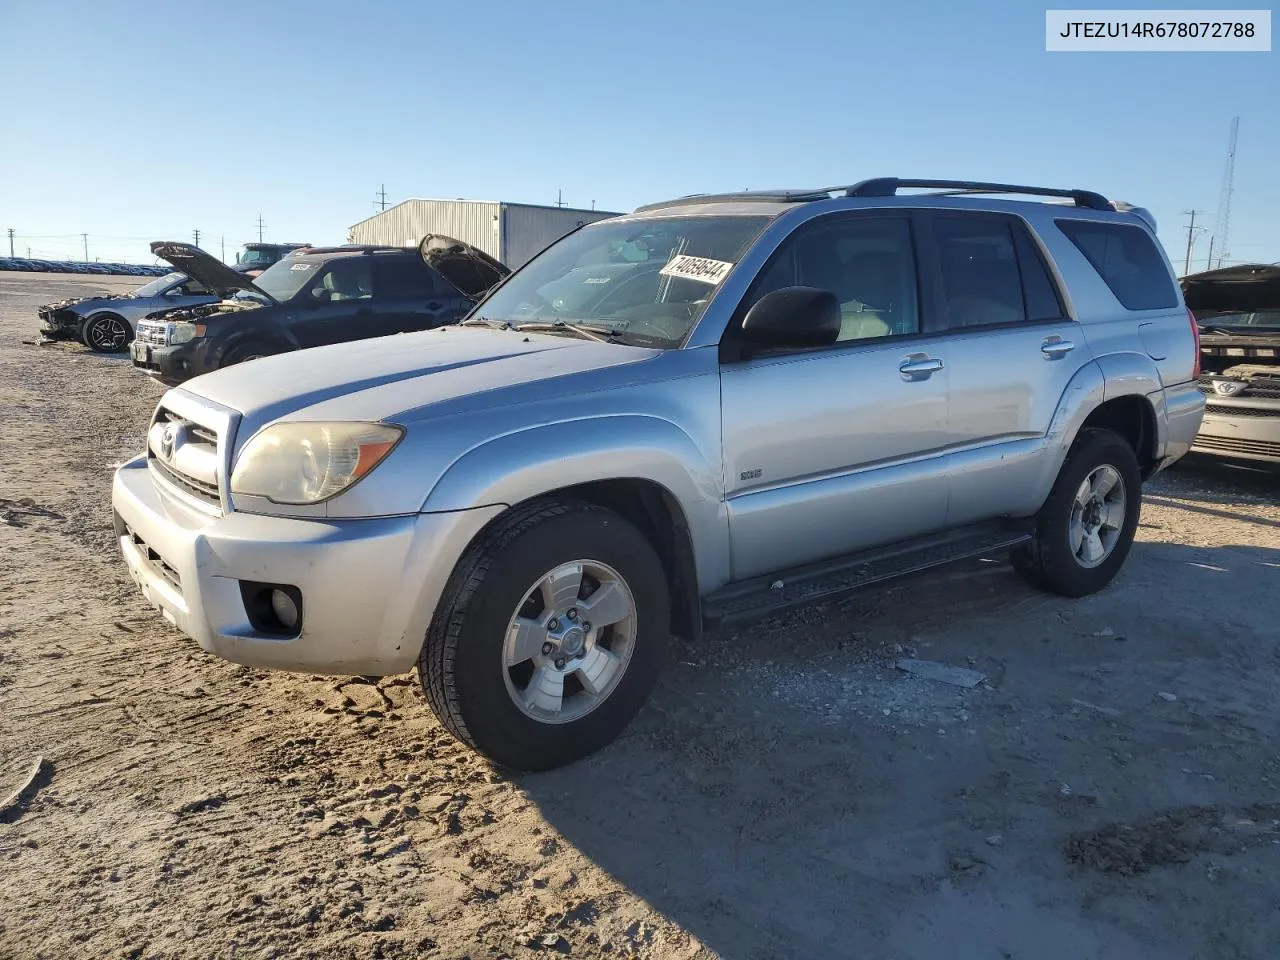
300,244,408,255
845,178,1111,210
636,178,1112,213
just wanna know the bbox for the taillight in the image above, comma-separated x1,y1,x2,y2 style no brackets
1182,309,1203,381
1187,309,1198,381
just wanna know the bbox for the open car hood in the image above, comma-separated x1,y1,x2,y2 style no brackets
1181,263,1280,315
149,241,276,302
418,234,511,299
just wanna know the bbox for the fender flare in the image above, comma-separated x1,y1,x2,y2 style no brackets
421,414,729,588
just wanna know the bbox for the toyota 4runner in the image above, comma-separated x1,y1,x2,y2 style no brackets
111,178,1206,770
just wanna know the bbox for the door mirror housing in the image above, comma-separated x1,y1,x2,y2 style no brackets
736,286,841,352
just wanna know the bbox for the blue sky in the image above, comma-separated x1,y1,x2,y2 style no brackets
1,0,1276,271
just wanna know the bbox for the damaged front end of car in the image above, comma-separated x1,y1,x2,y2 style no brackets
1184,264,1280,464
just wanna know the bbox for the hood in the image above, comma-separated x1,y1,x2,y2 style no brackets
149,241,275,302
44,293,126,310
1181,264,1280,315
418,234,510,299
184,326,658,435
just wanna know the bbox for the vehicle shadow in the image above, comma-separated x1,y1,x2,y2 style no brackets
516,540,1280,959
1152,454,1280,506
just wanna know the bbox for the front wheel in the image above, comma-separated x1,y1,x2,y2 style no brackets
1011,427,1142,597
82,313,131,352
419,499,669,771
221,342,276,368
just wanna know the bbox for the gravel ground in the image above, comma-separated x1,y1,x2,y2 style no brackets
2,272,1279,960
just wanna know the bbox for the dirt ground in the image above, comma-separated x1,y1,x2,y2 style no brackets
2,272,1279,960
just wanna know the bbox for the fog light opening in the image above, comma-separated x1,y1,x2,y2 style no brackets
239,581,303,637
270,589,300,630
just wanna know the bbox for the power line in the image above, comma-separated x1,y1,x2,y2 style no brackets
1181,210,1204,275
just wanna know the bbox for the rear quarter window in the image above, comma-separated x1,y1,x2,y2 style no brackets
1056,219,1178,311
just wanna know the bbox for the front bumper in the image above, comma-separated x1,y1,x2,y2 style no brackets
1192,407,1280,464
112,455,505,675
130,340,206,384
38,308,81,341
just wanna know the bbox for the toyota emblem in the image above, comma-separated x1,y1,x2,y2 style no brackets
1213,380,1246,397
159,425,176,459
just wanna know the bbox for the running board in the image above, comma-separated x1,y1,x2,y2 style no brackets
702,521,1032,632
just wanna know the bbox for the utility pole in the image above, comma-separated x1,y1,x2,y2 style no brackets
1205,236,1214,273
375,184,388,211
82,233,89,262
193,228,201,248
256,214,266,243
221,235,226,263
7,228,14,258
590,200,595,211
556,189,565,209
1181,210,1202,276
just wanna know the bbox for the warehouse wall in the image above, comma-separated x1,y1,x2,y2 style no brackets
499,204,620,268
348,200,502,258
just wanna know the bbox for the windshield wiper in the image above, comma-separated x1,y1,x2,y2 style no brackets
460,316,512,329
1200,325,1280,336
512,321,619,343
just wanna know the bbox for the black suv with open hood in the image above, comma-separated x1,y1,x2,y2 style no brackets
1184,263,1280,464
130,238,509,386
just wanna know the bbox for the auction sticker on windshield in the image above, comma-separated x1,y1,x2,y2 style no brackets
290,263,315,270
660,255,734,285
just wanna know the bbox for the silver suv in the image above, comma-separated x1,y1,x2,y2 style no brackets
111,178,1206,770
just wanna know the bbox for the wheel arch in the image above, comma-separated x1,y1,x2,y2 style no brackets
419,416,729,641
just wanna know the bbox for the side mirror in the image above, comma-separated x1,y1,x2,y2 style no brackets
738,286,841,350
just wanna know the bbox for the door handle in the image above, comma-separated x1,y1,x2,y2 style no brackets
1041,337,1075,359
899,355,944,381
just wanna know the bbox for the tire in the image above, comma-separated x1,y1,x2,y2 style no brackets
81,313,131,352
419,498,670,771
221,342,276,368
1010,427,1142,598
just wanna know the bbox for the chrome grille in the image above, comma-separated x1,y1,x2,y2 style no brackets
147,406,222,508
136,320,168,346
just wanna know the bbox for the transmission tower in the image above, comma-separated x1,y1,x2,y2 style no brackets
1210,117,1239,270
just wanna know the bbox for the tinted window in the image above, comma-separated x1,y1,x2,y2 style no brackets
934,216,1025,327
376,258,438,298
311,259,373,302
1012,226,1065,321
1057,220,1178,311
177,278,209,295
746,217,920,342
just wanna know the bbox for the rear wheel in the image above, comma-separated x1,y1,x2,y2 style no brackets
419,499,669,771
81,313,131,352
1011,427,1142,597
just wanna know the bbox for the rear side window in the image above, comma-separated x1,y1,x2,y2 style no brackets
1012,228,1066,321
933,216,1026,327
1056,220,1178,311
376,258,439,298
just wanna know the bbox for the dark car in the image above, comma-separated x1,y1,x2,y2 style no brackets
130,237,509,385
233,242,312,277
1183,263,1280,464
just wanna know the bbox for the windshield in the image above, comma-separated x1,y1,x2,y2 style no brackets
470,215,772,345
244,257,323,302
239,248,277,265
1196,309,1280,329
132,272,184,297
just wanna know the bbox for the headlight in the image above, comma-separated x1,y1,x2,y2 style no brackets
168,322,205,344
230,422,404,504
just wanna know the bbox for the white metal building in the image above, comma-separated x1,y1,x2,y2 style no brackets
347,199,623,269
